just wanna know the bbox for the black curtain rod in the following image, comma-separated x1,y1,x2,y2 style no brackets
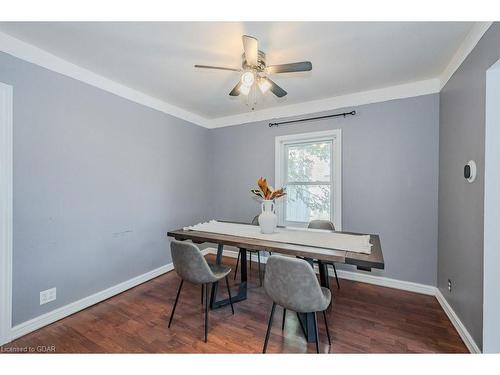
268,110,356,127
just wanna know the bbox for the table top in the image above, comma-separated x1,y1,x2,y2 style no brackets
167,222,384,270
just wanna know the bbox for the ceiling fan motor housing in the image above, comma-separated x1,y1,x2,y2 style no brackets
242,51,266,71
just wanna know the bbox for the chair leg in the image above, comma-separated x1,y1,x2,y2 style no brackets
322,310,332,346
262,302,277,353
204,283,210,343
313,312,320,353
257,251,262,287
332,263,340,289
282,308,286,331
225,276,234,314
201,284,204,305
249,252,252,270
233,250,240,280
168,279,184,328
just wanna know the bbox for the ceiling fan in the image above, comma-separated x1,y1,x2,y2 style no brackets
194,35,312,98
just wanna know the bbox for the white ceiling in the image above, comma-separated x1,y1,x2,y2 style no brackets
0,22,475,122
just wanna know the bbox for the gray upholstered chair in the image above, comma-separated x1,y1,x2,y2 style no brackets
262,255,332,353
233,215,271,286
308,220,340,289
168,240,234,343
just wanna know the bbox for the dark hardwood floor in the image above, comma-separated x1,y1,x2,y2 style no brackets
2,254,468,353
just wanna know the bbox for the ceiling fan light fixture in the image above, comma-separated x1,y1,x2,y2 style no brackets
195,34,312,101
258,78,272,94
239,84,251,95
241,71,255,87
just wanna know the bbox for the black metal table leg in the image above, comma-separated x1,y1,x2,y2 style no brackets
318,260,329,289
209,243,224,308
297,257,329,343
210,246,248,309
233,249,240,280
215,243,224,263
331,263,340,289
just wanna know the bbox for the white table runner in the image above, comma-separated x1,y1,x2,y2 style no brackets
184,220,372,254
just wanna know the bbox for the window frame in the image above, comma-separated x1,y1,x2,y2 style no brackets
275,129,342,230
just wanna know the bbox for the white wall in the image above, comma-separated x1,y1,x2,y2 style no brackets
483,59,500,353
0,81,13,346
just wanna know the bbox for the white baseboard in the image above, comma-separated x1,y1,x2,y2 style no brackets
435,289,481,353
9,262,175,342
205,247,480,353
205,247,435,295
7,247,480,354
333,269,436,295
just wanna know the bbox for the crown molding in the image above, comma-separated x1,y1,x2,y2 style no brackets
209,22,492,129
0,31,211,128
0,22,492,130
440,22,493,90
207,78,441,128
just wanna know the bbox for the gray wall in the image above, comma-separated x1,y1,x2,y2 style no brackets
438,23,500,350
209,94,440,286
483,59,500,353
0,52,211,325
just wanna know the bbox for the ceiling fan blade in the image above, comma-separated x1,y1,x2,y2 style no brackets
194,64,241,72
242,35,258,67
267,61,312,74
229,81,242,96
265,77,287,98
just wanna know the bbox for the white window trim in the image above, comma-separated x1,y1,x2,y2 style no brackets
275,129,342,230
0,81,13,345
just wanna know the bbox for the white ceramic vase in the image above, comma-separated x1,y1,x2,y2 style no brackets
258,200,277,234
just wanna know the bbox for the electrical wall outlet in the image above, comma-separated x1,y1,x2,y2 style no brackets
40,287,57,305
447,279,452,292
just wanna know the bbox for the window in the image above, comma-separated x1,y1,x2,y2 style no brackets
275,130,342,229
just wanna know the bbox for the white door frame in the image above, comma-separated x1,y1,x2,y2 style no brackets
0,81,13,346
483,59,500,353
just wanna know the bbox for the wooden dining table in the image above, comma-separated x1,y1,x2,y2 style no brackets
167,221,384,343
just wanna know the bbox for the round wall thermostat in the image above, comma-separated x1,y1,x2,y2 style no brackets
464,160,477,183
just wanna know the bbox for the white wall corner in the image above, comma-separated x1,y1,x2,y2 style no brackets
439,22,493,90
